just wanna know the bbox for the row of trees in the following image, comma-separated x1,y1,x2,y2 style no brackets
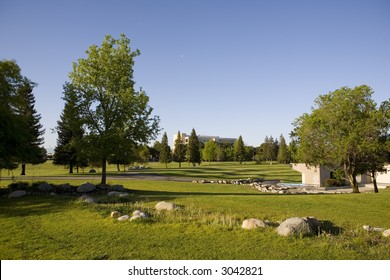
154,129,295,167
0,60,46,175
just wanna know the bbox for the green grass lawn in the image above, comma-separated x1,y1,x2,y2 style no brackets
1,179,389,260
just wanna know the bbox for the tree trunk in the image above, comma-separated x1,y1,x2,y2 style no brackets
69,163,73,174
116,163,120,172
179,161,181,168
21,163,26,175
371,171,379,193
101,157,107,185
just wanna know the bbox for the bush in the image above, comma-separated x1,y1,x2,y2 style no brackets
324,179,343,187
8,181,30,190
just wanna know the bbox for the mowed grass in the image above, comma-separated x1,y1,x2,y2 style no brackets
1,179,389,260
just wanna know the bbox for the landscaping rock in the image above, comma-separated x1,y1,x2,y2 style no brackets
8,190,27,198
276,217,312,236
111,211,122,218
80,195,97,204
60,183,71,192
37,182,53,192
77,182,96,193
242,218,267,229
119,193,129,198
117,215,129,221
108,191,122,197
111,184,125,192
156,201,176,211
383,229,390,237
363,225,384,232
89,169,96,173
130,210,148,221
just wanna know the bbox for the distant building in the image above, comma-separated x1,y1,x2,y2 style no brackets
173,132,237,146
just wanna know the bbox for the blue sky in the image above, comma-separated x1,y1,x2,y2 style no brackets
1,0,389,150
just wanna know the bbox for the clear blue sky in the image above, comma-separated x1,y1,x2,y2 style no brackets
1,0,389,151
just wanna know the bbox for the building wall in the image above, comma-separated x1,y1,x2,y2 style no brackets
292,163,330,186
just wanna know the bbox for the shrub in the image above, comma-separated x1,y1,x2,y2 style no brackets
324,179,343,187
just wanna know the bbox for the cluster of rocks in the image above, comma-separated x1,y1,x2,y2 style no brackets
242,216,321,237
363,225,390,237
192,178,264,185
110,201,177,222
111,210,149,222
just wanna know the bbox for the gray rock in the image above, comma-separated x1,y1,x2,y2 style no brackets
119,193,129,198
111,184,125,192
37,183,53,192
108,191,122,197
111,211,122,218
8,190,27,198
60,183,71,192
383,229,390,237
276,217,312,236
155,201,176,211
77,182,96,193
80,195,97,203
242,218,267,229
117,215,129,221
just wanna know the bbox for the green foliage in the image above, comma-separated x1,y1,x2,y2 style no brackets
292,85,389,193
186,128,201,166
202,139,218,162
277,134,290,163
159,132,172,168
0,60,44,171
173,131,186,167
68,34,160,183
234,135,245,164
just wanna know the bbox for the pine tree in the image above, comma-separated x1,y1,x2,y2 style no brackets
159,132,172,168
277,134,289,164
234,135,245,164
53,82,86,173
17,77,46,175
173,131,186,167
187,128,201,166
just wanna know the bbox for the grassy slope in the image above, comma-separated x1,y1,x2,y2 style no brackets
0,180,389,260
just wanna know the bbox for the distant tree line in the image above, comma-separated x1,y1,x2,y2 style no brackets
0,60,46,175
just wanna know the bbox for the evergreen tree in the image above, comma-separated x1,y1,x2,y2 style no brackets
53,83,86,173
187,128,201,166
173,131,186,167
159,132,172,168
234,135,245,164
277,134,289,163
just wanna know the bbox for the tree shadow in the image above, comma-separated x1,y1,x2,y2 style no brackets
319,220,343,236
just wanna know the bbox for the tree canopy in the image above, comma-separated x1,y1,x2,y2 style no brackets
292,85,390,193
68,34,160,184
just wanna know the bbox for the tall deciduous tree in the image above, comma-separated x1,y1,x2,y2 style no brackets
203,140,218,163
292,85,389,193
187,128,201,166
173,131,186,167
159,132,172,168
234,135,245,164
68,34,160,184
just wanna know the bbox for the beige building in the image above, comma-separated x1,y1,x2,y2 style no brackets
292,163,390,188
173,132,236,145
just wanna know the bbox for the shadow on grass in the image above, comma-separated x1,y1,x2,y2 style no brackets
320,220,343,236
0,196,69,218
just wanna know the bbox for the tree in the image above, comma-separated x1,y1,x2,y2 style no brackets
234,135,245,164
292,85,389,193
173,131,186,167
187,128,201,166
159,132,172,168
0,60,44,172
203,140,218,163
277,134,290,164
53,82,86,173
68,34,160,184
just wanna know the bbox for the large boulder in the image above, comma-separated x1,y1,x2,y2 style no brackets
77,182,96,193
37,182,53,192
383,229,390,237
242,218,267,229
8,190,27,198
111,184,125,192
276,217,313,236
155,201,176,211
